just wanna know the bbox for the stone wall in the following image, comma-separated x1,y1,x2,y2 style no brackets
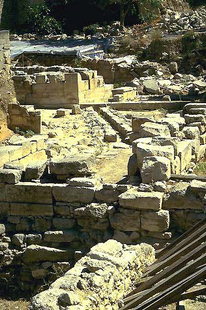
30,240,155,310
0,30,16,141
7,104,42,134
0,144,204,293
13,69,113,108
0,135,46,168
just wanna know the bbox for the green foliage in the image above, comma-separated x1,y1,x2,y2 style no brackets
138,0,162,22
25,4,62,35
182,31,202,55
14,127,35,138
186,0,205,7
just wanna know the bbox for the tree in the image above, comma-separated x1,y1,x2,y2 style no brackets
96,0,139,26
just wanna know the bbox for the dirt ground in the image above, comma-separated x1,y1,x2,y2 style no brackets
0,299,30,310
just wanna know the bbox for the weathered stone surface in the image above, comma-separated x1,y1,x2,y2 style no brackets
139,122,171,138
128,154,138,177
170,210,205,231
67,178,96,188
10,202,53,216
135,143,174,168
132,117,152,133
143,79,160,94
141,210,170,232
50,157,92,177
141,156,171,183
110,209,140,231
0,169,22,184
53,218,75,230
44,231,77,243
176,141,192,172
163,182,203,210
74,203,109,230
22,245,70,263
53,185,94,203
6,183,53,204
119,189,163,210
24,161,47,181
12,233,25,247
0,224,5,235
182,126,200,140
30,240,155,310
190,180,206,192
95,187,119,203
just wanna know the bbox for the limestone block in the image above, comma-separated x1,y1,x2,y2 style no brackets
182,126,200,139
104,130,117,142
12,234,25,247
190,180,206,193
132,117,152,133
6,183,53,204
95,186,119,203
141,210,170,232
53,218,75,230
141,156,171,183
74,203,109,230
72,105,82,115
10,202,53,216
200,133,206,145
171,210,205,231
30,137,45,151
163,182,203,210
128,154,138,177
33,218,52,232
50,157,92,177
188,108,206,115
135,143,174,168
26,234,42,245
22,245,70,263
53,185,94,203
8,146,22,162
21,142,32,157
161,119,179,136
139,122,171,138
0,149,10,168
0,202,9,216
171,156,181,174
0,224,5,235
143,79,160,94
56,109,66,117
0,184,7,202
176,141,192,172
67,178,96,188
185,114,206,125
119,189,163,210
24,161,47,181
152,137,180,156
0,169,22,184
132,138,152,154
110,209,140,231
196,145,206,161
44,231,76,243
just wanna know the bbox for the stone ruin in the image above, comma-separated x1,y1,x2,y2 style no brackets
0,19,206,310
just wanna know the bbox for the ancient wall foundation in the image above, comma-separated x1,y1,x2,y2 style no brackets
7,104,42,134
30,240,155,310
13,68,114,108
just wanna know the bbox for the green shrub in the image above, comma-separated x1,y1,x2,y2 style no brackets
83,24,100,36
25,4,62,35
